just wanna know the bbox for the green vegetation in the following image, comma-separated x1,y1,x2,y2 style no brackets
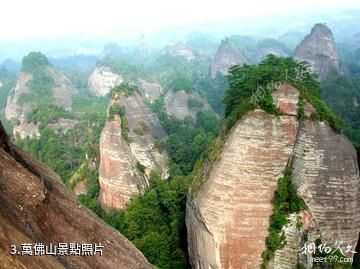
187,98,204,110
27,104,74,128
261,167,306,268
21,52,50,73
108,103,125,120
170,76,194,93
223,54,342,132
111,82,139,98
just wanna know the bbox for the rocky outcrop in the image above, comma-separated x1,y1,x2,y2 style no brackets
48,118,78,134
211,39,248,78
164,90,214,120
186,84,360,269
164,42,195,61
294,24,339,81
99,91,168,210
0,121,154,269
5,59,76,139
138,79,162,103
13,122,40,139
88,66,123,97
5,73,33,122
47,67,75,110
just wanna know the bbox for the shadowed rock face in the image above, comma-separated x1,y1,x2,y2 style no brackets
88,66,123,97
99,92,168,210
294,24,339,81
5,66,76,139
211,40,248,78
0,121,154,269
186,84,360,269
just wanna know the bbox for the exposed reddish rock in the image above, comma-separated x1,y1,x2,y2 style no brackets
99,117,147,210
211,39,248,78
186,84,360,269
187,109,298,268
0,121,154,269
272,83,299,116
294,24,339,81
99,92,168,210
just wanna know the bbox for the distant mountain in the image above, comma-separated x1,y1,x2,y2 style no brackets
294,23,339,80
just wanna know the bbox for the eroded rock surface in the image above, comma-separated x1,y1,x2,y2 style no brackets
211,39,248,78
99,92,168,210
88,66,123,97
164,42,195,61
294,24,339,81
5,65,76,138
164,90,214,120
138,79,162,103
0,121,154,269
186,84,360,269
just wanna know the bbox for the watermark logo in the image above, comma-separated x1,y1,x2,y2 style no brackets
300,241,356,264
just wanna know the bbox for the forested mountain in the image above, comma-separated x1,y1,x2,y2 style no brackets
1,11,360,269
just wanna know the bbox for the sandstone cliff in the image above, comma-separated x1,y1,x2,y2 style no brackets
186,84,360,269
99,90,168,210
164,42,195,61
88,66,123,97
0,121,154,269
164,90,214,120
294,24,340,81
5,62,76,139
211,39,248,79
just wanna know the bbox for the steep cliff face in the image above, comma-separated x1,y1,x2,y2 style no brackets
0,121,154,269
186,84,360,269
88,66,123,97
164,42,195,61
164,90,214,120
294,24,339,81
5,61,76,139
211,40,248,78
99,91,168,210
5,73,33,122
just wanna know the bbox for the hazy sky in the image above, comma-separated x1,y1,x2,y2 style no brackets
1,0,360,41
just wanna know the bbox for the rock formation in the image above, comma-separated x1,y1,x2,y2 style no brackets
0,120,154,269
294,24,340,81
5,54,76,139
186,84,360,269
211,39,248,78
88,66,123,97
99,90,168,210
164,90,214,120
138,79,162,103
164,42,195,61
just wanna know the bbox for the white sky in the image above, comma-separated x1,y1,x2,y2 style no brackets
1,0,360,41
